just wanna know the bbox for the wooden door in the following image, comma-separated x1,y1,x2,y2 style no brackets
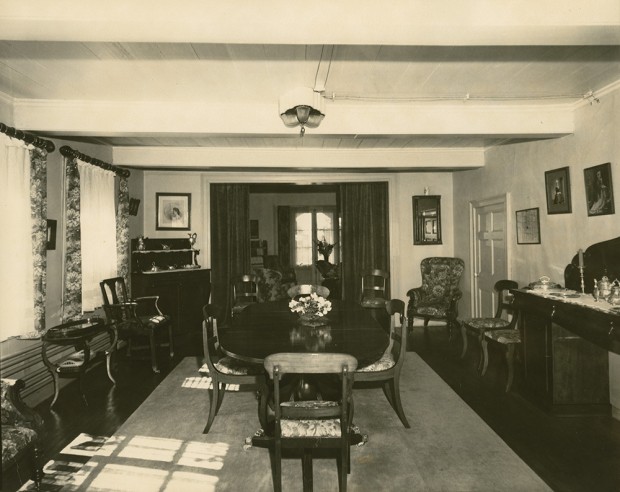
471,196,508,317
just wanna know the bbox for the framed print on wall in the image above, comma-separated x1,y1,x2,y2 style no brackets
544,166,572,214
584,162,615,217
516,207,541,245
156,193,191,231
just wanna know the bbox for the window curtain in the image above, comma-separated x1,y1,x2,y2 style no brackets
63,156,82,321
116,176,130,284
277,205,291,267
0,135,47,339
78,160,117,312
339,182,390,302
210,184,251,317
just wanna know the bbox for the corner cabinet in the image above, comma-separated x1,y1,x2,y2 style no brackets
513,289,618,415
130,238,211,351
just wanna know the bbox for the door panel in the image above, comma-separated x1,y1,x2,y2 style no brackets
472,199,507,317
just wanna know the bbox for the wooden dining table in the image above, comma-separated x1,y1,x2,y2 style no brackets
218,299,389,437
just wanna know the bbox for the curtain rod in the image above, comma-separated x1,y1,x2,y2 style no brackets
60,145,130,178
0,122,55,153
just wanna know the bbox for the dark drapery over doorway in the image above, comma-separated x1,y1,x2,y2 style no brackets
339,182,390,302
210,184,251,316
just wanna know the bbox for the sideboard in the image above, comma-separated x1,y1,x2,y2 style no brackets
513,289,620,415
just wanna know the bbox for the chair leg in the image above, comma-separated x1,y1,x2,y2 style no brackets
423,318,431,348
203,380,220,434
387,377,410,429
478,332,487,374
168,325,175,358
215,383,227,413
49,369,60,408
274,440,282,492
460,322,468,358
505,344,516,392
149,331,160,373
481,337,490,376
302,449,313,492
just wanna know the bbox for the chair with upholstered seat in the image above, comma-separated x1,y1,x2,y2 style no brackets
263,352,357,492
287,284,330,300
407,257,465,346
360,269,389,308
232,274,259,317
481,314,521,392
354,299,410,428
460,280,519,370
100,276,173,374
201,304,264,433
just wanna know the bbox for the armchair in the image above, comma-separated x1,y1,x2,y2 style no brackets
407,257,465,346
1,379,44,491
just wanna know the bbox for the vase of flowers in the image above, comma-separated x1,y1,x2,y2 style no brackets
315,237,336,261
289,292,332,326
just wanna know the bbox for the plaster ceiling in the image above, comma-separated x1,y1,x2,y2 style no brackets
0,1,619,171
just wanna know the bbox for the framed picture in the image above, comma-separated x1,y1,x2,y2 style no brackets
46,219,57,250
584,162,615,217
516,208,541,245
156,193,191,230
544,166,572,214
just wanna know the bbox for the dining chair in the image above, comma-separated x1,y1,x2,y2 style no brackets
263,352,358,492
100,276,173,374
201,304,264,433
460,280,519,370
407,257,465,346
232,274,259,317
481,310,521,392
354,299,410,428
287,284,330,299
359,269,389,308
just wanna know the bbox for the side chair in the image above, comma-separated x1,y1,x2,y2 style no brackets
263,352,358,492
354,299,410,428
100,276,173,374
201,304,264,433
232,274,259,317
481,310,521,392
360,269,389,308
460,280,519,369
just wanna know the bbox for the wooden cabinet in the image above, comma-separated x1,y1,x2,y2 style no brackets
514,289,618,415
130,238,210,353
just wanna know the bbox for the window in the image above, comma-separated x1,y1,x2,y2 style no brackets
293,208,337,266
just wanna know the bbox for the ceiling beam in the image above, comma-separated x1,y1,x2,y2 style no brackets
1,0,619,45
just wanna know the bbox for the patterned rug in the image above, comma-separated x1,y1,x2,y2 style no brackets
18,433,109,491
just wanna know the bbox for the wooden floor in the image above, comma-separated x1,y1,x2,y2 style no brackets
4,328,620,492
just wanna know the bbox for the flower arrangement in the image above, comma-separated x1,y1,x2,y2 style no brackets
289,292,332,319
315,237,336,260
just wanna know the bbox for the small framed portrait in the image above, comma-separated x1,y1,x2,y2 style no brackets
516,207,541,245
584,163,615,217
544,166,572,214
156,193,191,230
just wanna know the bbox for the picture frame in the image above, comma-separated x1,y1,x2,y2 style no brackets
412,195,442,245
516,208,541,245
156,193,191,230
46,219,57,250
584,162,615,217
544,166,572,214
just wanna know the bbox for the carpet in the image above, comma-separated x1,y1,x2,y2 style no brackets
30,354,551,491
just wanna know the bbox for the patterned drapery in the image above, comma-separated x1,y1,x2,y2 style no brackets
30,147,47,332
62,156,82,321
116,177,130,283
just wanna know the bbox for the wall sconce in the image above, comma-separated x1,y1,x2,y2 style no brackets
279,87,325,136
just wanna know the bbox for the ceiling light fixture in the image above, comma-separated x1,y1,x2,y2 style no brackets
279,87,325,137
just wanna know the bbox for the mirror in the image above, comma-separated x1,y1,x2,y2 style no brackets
413,195,442,245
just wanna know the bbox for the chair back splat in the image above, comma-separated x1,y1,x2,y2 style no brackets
232,274,259,317
263,352,358,492
287,284,330,300
360,269,389,308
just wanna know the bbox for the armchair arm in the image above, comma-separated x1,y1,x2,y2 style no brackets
406,287,424,306
134,296,164,316
102,302,138,324
1,379,43,431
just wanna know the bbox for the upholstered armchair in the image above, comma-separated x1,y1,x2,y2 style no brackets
407,257,465,345
253,267,296,302
1,378,44,490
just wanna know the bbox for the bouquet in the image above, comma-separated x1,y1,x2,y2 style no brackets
315,237,336,260
289,293,332,319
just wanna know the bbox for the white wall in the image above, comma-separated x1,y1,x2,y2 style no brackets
453,86,620,418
